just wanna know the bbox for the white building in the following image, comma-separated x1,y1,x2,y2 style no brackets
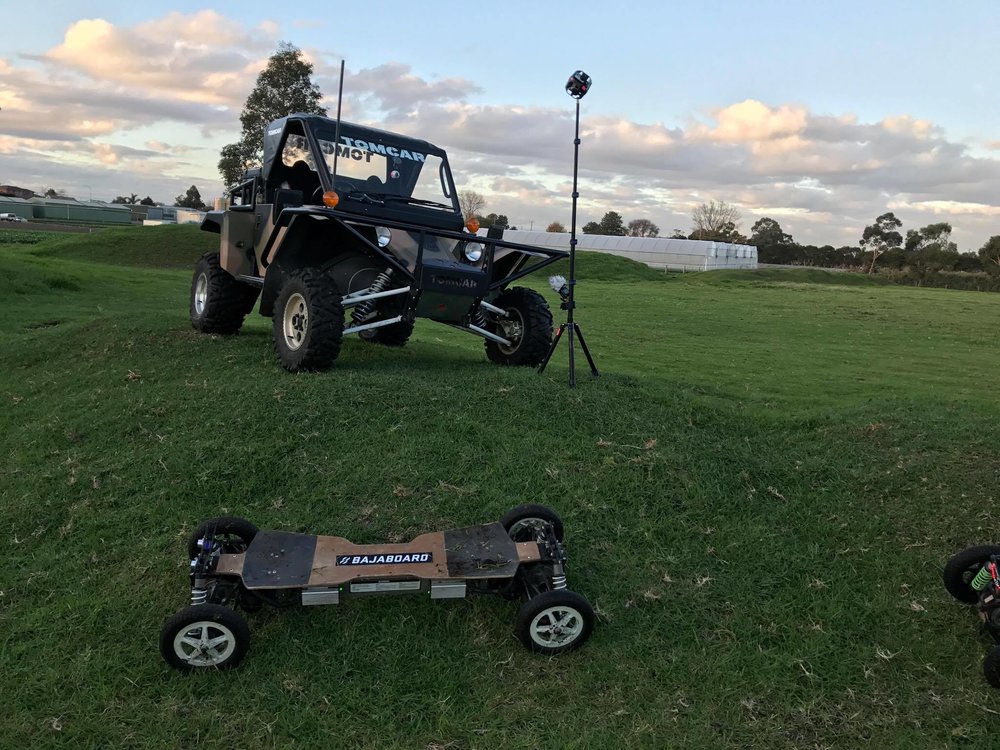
481,230,757,272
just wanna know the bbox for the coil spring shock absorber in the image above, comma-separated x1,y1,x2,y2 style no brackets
972,562,998,591
352,269,393,325
471,303,487,329
551,566,567,591
190,577,209,605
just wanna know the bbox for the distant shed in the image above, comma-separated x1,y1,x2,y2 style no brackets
0,196,34,219
479,230,757,272
29,197,132,223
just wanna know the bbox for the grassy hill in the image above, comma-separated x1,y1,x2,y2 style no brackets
3,226,1000,748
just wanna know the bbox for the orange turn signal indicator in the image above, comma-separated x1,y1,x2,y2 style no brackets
322,191,340,208
466,217,480,233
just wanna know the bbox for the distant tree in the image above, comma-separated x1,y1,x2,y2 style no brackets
43,188,61,198
669,229,687,239
218,42,327,187
979,236,1000,273
715,221,748,244
481,213,509,229
903,222,959,274
111,193,140,205
139,196,157,206
690,200,741,240
175,185,206,209
598,211,626,236
111,196,128,204
546,221,566,232
860,212,903,275
627,218,660,237
750,217,793,247
458,190,486,221
581,221,602,234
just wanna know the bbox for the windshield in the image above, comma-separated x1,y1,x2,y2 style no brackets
313,129,457,211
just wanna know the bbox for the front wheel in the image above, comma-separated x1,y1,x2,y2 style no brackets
190,253,258,334
985,647,1000,689
484,287,553,366
943,545,1000,604
160,604,250,671
515,590,594,654
272,268,344,372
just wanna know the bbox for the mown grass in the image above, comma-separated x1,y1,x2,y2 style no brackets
3,227,1000,748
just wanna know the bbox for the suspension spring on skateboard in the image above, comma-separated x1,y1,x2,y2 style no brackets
352,269,393,324
190,586,208,605
973,564,996,591
552,574,567,590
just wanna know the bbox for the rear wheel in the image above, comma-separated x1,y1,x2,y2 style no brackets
500,504,564,542
187,516,258,558
484,287,553,366
160,604,250,671
984,647,1000,689
272,268,344,372
190,252,258,334
515,590,594,654
943,545,1000,604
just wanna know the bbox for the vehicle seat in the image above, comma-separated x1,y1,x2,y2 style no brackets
283,161,321,202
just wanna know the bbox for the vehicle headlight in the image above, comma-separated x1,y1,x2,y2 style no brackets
376,226,391,248
463,242,483,262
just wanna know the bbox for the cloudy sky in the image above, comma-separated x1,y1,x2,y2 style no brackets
2,1,999,250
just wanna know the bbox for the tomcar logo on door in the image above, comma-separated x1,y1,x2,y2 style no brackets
336,553,433,565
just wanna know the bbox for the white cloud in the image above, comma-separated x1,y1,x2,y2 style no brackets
1,12,999,249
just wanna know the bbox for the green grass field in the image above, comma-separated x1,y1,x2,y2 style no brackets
3,226,1000,748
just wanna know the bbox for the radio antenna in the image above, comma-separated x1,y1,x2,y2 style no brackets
331,59,345,184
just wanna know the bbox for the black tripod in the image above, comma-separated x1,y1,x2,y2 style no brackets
538,71,599,387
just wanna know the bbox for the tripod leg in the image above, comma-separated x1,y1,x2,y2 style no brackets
574,324,599,377
567,322,576,388
537,324,566,374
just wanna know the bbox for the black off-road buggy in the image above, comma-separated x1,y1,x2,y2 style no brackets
159,505,594,670
193,114,568,371
943,545,1000,687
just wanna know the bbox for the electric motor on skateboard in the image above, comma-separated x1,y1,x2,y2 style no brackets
160,505,594,671
943,544,1000,688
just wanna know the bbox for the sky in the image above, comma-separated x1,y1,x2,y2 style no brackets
2,1,999,250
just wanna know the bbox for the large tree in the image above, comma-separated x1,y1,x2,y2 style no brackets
904,222,958,273
627,218,660,237
481,213,509,229
218,42,327,187
750,217,793,247
175,185,206,209
458,190,486,221
581,211,626,236
979,236,1000,273
690,200,741,240
859,212,903,275
546,221,566,232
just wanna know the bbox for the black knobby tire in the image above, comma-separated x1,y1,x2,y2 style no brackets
272,268,344,372
485,287,553,366
160,604,250,672
515,590,594,654
500,504,565,542
186,516,258,559
943,545,1000,604
190,252,259,334
361,319,415,347
984,647,1000,689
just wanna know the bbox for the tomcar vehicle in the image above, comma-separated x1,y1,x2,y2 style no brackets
193,114,568,371
159,505,594,670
